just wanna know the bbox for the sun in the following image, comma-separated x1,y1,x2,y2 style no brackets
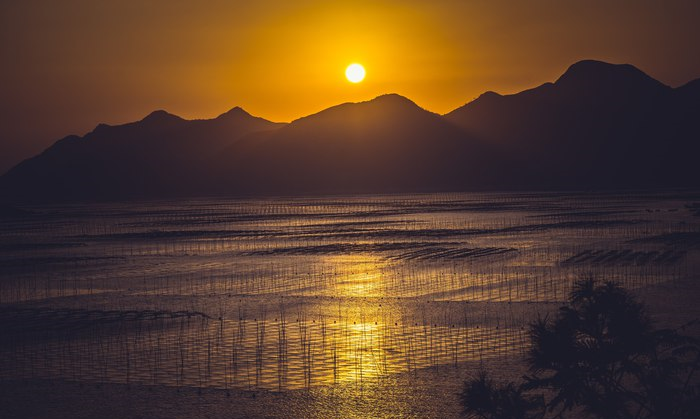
345,63,366,83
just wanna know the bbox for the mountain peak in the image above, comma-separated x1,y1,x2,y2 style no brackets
561,60,633,77
92,123,111,133
556,60,668,91
443,91,502,118
216,106,252,120
363,93,431,114
292,93,427,125
479,91,502,99
369,93,419,107
141,109,183,123
471,91,503,105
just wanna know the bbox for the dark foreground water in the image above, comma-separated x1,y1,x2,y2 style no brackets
1,191,699,418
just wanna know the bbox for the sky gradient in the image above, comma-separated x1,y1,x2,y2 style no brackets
2,0,700,173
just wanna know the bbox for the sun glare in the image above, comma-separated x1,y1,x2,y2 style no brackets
345,63,365,83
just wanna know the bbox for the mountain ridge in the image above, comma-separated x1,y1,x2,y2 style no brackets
1,60,699,202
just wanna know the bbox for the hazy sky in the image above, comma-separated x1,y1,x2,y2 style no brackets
2,0,700,173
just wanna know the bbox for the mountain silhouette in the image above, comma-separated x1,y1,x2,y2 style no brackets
445,60,700,189
0,107,283,201
212,94,495,195
1,60,699,202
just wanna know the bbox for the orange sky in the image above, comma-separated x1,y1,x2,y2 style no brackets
2,0,700,173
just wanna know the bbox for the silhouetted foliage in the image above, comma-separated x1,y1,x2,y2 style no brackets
461,279,700,419
461,371,544,419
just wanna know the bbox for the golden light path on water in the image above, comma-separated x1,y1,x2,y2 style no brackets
2,192,696,419
322,254,387,384
0,250,531,392
333,254,383,298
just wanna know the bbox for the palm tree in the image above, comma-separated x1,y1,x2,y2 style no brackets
461,371,543,419
461,279,699,419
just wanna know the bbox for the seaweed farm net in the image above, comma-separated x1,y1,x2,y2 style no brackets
0,191,698,391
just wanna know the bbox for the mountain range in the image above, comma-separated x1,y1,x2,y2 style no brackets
1,60,699,202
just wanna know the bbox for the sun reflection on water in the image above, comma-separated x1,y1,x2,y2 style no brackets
330,254,385,298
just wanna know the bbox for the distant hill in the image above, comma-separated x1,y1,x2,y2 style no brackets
1,60,699,202
0,107,284,201
445,60,700,189
212,94,497,195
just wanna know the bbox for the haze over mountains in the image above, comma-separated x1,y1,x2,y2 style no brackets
1,60,699,202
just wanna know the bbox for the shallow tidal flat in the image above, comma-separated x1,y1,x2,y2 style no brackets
1,191,699,418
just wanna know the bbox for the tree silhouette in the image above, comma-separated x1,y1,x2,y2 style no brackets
461,371,543,419
461,279,700,419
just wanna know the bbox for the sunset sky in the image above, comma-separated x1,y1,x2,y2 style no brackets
2,0,700,173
